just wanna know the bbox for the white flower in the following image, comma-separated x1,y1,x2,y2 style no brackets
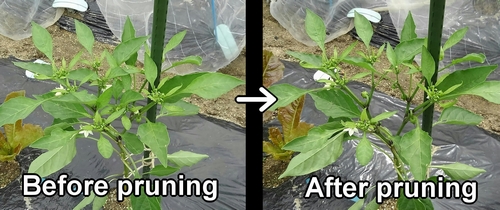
79,129,93,138
54,85,65,96
134,110,139,115
344,127,359,136
55,85,64,90
103,84,112,91
55,92,63,96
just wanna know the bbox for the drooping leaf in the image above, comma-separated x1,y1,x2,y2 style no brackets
28,139,77,177
397,128,432,181
158,100,199,117
421,46,436,83
97,134,113,159
431,162,486,180
168,150,208,168
462,81,500,104
283,122,344,152
41,100,90,120
163,56,202,72
0,96,43,126
263,50,285,88
121,116,132,131
279,131,345,178
31,128,78,150
13,62,53,77
356,134,373,166
435,106,482,126
121,132,144,154
386,43,397,66
137,122,170,167
268,84,312,111
309,89,361,119
437,65,497,98
451,53,485,65
143,53,158,86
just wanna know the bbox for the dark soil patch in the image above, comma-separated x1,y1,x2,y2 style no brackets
262,156,291,189
0,161,20,189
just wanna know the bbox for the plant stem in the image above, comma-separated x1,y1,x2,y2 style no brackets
144,0,169,179
341,86,364,106
373,131,406,181
422,0,446,136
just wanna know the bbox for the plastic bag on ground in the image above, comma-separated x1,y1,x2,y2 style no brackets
0,0,64,40
96,0,246,75
269,0,386,46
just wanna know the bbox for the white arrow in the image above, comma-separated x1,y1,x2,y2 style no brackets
235,87,278,112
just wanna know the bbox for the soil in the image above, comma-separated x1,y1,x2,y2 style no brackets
103,188,131,210
262,156,291,189
0,160,20,189
263,0,500,208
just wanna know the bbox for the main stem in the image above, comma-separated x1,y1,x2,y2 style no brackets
144,0,169,179
422,0,446,135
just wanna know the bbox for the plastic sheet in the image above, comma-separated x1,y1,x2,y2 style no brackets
263,61,500,209
94,0,246,75
269,0,387,46
0,0,64,40
0,57,246,209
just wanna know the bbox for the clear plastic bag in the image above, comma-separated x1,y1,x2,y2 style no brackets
269,0,387,46
96,0,246,75
0,0,64,40
387,0,500,79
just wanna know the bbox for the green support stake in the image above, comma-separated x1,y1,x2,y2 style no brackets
422,0,446,136
144,0,169,179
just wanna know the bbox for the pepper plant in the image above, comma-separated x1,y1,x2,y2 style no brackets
268,9,499,209
0,17,244,209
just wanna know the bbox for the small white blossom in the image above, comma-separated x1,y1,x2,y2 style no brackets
55,92,63,96
134,110,140,115
79,130,93,138
103,85,112,91
344,128,359,136
54,85,65,96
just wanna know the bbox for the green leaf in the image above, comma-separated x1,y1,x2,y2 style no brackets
309,89,361,119
395,38,426,64
462,81,500,104
159,100,199,117
279,131,345,178
31,128,78,150
121,116,132,130
119,90,144,105
131,189,161,210
137,122,170,167
163,30,187,55
286,51,323,68
343,56,376,72
397,128,432,181
0,97,42,126
356,135,373,166
41,100,90,120
268,84,312,111
283,123,344,152
365,198,379,210
421,46,436,83
163,72,244,100
104,50,118,68
68,68,99,83
385,43,397,66
13,62,53,77
149,166,180,177
443,27,468,51
397,197,433,210
400,12,417,42
96,88,113,109
105,108,125,124
360,108,369,121
340,41,358,61
73,192,95,210
122,132,144,154
74,20,95,54
436,65,497,97
51,91,97,106
370,111,397,123
431,162,486,180
354,11,374,48
92,195,107,210
304,9,326,51
28,139,77,177
112,36,149,64
31,22,53,61
121,17,136,42
451,53,485,65
143,53,158,86
348,198,365,210
97,134,113,159
163,56,202,72
435,106,482,126
168,150,209,167
349,72,371,81
106,67,132,79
